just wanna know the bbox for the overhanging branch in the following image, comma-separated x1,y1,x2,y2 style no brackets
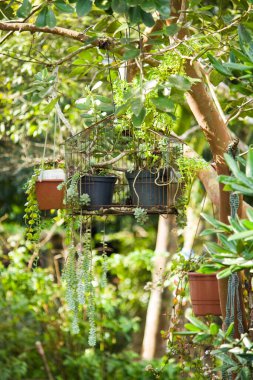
0,21,114,47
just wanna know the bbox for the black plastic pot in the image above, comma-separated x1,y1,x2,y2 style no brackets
80,175,117,208
126,169,179,207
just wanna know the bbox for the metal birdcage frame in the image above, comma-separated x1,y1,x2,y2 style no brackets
65,115,184,215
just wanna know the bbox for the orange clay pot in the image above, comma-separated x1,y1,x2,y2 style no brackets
188,272,221,316
35,180,64,210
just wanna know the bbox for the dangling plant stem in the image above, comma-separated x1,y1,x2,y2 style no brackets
63,215,96,344
85,217,96,347
101,217,108,288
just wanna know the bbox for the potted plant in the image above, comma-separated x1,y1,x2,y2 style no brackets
170,252,221,318
80,171,117,209
188,272,221,316
24,162,65,241
35,167,65,210
65,170,117,210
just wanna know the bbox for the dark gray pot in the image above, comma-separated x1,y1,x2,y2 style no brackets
126,169,174,207
80,175,117,208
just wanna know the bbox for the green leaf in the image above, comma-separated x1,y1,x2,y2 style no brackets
17,0,32,18
246,208,253,222
184,323,201,332
217,267,232,279
224,153,253,187
246,146,253,177
140,9,155,27
210,323,219,335
75,97,91,110
206,241,228,254
131,97,143,116
201,212,232,232
239,367,252,380
122,48,140,60
199,264,222,274
132,107,146,126
207,54,232,77
115,101,131,116
187,316,209,331
166,75,192,91
55,0,74,13
76,0,92,17
225,322,234,337
224,62,253,71
129,6,142,25
46,7,57,28
35,7,48,27
165,24,179,36
157,1,170,19
95,0,110,10
111,0,127,14
228,230,253,241
43,98,59,113
193,333,211,343
151,96,174,113
238,25,253,62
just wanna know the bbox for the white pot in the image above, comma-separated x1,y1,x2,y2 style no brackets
37,169,65,182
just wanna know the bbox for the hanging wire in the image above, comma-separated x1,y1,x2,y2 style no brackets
41,128,49,171
106,49,116,115
188,192,207,261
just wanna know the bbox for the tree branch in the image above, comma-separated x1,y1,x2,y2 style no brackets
0,21,115,48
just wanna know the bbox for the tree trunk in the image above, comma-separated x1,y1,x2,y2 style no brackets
169,0,248,333
141,215,177,359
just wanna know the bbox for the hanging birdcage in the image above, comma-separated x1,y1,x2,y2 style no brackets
64,115,184,215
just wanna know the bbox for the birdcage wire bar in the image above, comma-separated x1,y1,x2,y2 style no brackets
65,115,183,215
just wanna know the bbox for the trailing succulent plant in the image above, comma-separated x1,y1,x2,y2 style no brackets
62,217,96,345
24,168,41,242
60,172,91,209
175,156,209,228
134,207,148,225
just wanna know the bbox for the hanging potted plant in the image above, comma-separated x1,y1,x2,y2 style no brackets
35,167,65,210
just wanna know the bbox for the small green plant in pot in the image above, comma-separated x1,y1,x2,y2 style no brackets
24,161,65,241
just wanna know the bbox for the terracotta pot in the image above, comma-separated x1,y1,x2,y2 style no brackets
35,169,65,210
188,272,221,316
36,180,64,210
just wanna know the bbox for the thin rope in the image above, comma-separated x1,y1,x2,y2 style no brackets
106,49,116,114
188,192,207,261
53,111,57,164
41,127,49,173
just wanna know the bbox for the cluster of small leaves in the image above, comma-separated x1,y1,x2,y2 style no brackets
24,169,41,241
66,172,81,208
15,0,170,28
199,149,253,278
175,156,208,228
134,207,148,225
75,84,114,126
80,193,91,207
199,210,253,279
207,25,253,95
63,221,96,345
27,69,57,104
63,244,78,312
179,317,253,379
